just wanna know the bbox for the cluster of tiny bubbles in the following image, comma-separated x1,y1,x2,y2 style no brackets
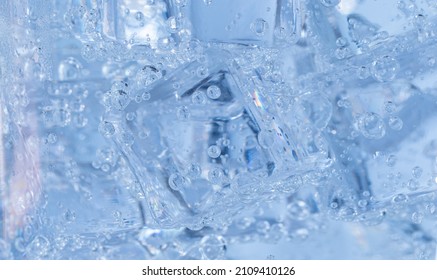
356,112,386,139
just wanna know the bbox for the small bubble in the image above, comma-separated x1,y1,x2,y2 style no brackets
251,18,268,36
142,91,151,101
336,37,347,47
320,0,340,7
392,193,409,203
101,163,111,172
384,101,397,114
371,55,399,82
166,16,182,33
357,66,370,79
177,106,190,120
207,145,221,158
411,211,424,224
26,236,50,258
121,132,135,146
208,168,223,184
191,90,206,104
357,112,386,139
425,203,436,215
200,235,226,260
168,173,190,191
257,131,275,148
358,199,368,207
126,112,136,121
64,209,76,223
206,85,221,99
135,11,144,21
136,66,162,88
256,220,270,235
196,66,208,78
58,57,82,81
287,200,311,221
274,26,287,39
386,154,397,167
412,166,423,178
187,163,202,179
407,179,419,191
98,121,115,137
330,202,339,209
175,0,187,7
110,81,130,111
46,133,57,144
388,116,403,131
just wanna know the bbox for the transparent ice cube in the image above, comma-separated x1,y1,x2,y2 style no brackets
186,0,302,46
103,48,331,229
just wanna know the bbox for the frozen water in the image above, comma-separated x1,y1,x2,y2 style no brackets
1,0,437,260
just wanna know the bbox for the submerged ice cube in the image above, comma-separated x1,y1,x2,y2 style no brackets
104,48,331,228
186,0,302,46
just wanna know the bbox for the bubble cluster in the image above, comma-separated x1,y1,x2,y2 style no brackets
2,0,437,261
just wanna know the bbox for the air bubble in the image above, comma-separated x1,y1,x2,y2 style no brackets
320,0,340,7
411,211,424,224
251,18,268,36
207,145,221,158
412,166,423,178
110,81,130,111
371,56,399,82
357,112,386,139
98,121,115,137
206,85,221,99
191,90,206,104
199,235,226,260
287,200,311,221
176,106,190,120
388,116,403,131
126,112,136,121
187,163,202,179
168,173,190,191
257,131,275,148
58,57,82,81
136,66,162,88
208,168,223,183
386,155,397,167
135,12,144,21
64,209,76,223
